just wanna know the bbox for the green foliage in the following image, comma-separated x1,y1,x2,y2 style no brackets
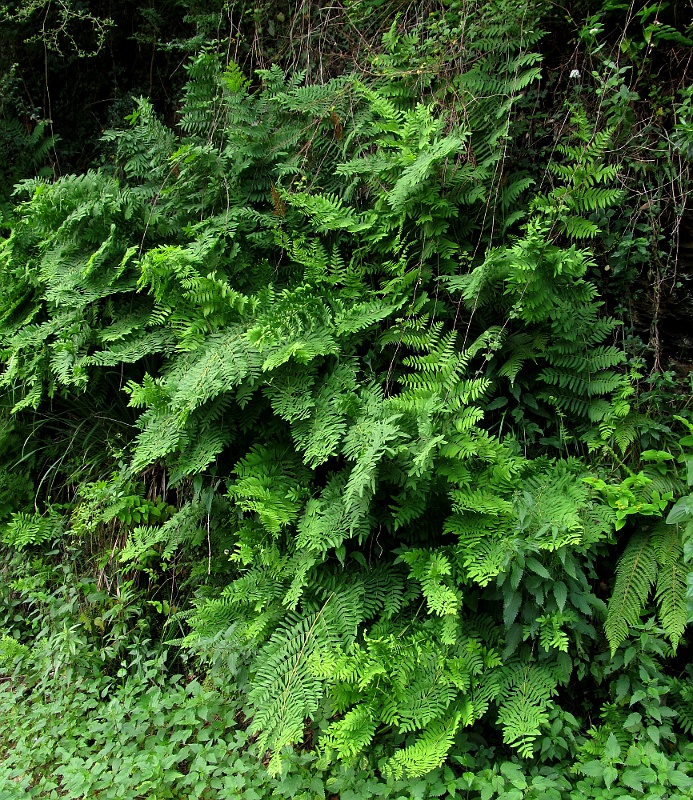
1,509,63,549
4,549,693,800
1,0,693,792
0,548,462,799
605,530,659,654
594,424,693,653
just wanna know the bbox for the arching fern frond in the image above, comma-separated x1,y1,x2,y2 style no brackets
652,523,687,648
605,531,658,654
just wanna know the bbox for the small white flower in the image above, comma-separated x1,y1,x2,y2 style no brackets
589,27,599,34
569,69,581,79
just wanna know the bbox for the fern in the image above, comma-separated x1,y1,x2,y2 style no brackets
248,592,362,774
0,22,675,779
497,664,557,757
651,523,687,648
120,502,204,564
605,531,658,654
0,635,31,672
1,511,62,549
383,710,466,779
322,703,378,759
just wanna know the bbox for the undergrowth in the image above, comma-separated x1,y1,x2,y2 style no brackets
1,0,693,797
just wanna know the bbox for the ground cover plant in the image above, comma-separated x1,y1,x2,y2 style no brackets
2,0,693,797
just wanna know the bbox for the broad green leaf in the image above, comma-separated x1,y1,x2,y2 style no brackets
667,495,693,524
604,732,621,760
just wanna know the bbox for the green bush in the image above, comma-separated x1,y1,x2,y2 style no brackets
1,0,693,795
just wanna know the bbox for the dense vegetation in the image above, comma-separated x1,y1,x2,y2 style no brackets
2,0,693,797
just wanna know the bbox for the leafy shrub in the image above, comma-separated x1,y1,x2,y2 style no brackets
1,0,693,793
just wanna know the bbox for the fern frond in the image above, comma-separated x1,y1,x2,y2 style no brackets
652,523,686,648
605,531,658,654
383,709,466,779
497,664,557,757
323,703,378,759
